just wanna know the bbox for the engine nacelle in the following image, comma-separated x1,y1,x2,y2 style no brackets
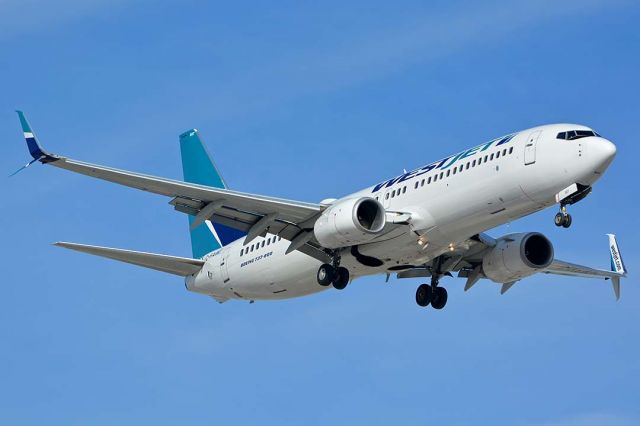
314,197,386,249
482,232,554,283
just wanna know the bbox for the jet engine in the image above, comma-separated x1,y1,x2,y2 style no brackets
482,232,554,283
314,197,386,249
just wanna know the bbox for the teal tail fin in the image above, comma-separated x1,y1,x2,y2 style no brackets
179,129,246,258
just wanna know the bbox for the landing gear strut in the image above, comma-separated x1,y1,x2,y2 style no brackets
317,257,350,290
554,205,572,228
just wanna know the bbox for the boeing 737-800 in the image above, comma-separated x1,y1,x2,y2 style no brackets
14,111,627,309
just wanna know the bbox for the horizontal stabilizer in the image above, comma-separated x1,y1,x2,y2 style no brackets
55,242,204,276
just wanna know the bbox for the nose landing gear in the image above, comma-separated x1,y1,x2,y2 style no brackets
554,205,572,228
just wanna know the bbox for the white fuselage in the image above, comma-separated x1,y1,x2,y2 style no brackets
185,124,616,301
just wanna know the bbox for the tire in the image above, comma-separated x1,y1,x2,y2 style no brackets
431,287,448,310
415,284,432,307
562,213,572,228
317,264,335,286
333,267,350,290
554,212,564,227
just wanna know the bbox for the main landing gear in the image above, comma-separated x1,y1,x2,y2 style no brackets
415,274,448,310
317,263,350,290
554,205,572,228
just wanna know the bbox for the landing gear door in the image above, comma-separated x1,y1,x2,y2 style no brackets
524,130,541,165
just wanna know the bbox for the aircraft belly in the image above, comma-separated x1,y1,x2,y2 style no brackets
229,244,325,300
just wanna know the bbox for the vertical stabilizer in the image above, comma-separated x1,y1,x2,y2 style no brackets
179,129,245,258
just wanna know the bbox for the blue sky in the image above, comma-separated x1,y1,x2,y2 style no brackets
1,0,639,424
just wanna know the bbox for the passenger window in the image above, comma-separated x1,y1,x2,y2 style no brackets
472,160,476,167
490,153,495,160
453,167,457,175
402,186,407,194
391,190,396,197
434,174,438,182
414,182,419,189
385,193,389,200
427,177,431,184
496,151,500,158
240,248,244,256
502,149,507,156
262,241,265,248
421,179,425,187
509,147,513,154
439,172,444,179
484,155,488,162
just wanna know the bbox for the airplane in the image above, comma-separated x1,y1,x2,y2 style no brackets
14,111,627,309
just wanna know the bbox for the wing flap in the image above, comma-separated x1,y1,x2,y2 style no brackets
55,242,205,276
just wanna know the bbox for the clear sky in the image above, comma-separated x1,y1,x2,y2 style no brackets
1,1,639,424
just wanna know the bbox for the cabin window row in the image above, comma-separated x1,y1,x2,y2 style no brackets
376,146,515,201
240,235,282,256
413,146,515,189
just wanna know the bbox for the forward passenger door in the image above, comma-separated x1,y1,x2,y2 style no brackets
524,130,541,165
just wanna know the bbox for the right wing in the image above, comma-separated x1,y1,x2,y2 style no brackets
396,233,628,299
542,234,627,300
16,111,330,262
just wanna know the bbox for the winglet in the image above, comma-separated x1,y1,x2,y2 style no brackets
11,111,57,176
16,110,49,160
612,276,621,301
607,234,626,275
607,234,626,301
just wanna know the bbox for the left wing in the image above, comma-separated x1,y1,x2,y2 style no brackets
15,111,330,262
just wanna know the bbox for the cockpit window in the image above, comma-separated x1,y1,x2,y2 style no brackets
557,130,601,140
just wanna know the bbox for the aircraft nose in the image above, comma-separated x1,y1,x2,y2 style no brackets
589,137,617,173
595,138,616,163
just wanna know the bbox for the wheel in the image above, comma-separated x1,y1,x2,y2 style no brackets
317,264,336,286
554,212,564,227
415,284,432,307
332,267,350,290
431,287,448,310
562,213,572,228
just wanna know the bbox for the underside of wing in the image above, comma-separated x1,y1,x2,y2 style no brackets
46,156,325,258
543,260,624,280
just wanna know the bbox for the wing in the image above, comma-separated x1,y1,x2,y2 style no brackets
396,233,627,299
542,234,627,300
15,111,330,262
